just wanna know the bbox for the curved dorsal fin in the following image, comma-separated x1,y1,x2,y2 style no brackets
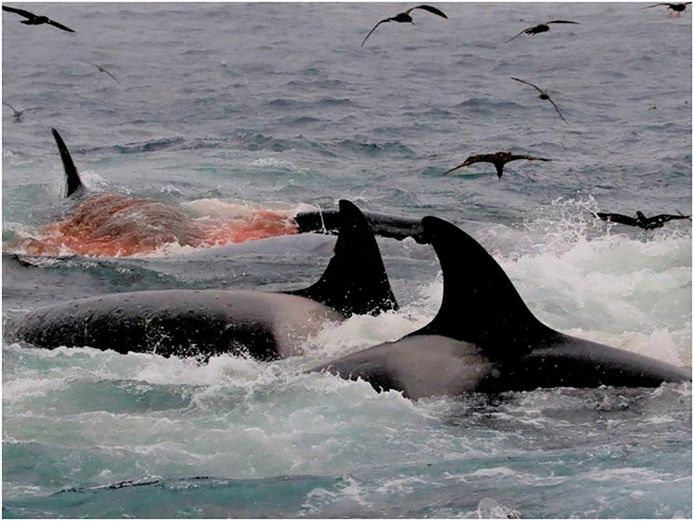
287,200,398,316
409,216,555,355
51,128,84,197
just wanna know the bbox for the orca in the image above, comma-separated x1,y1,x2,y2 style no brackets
8,129,298,257
10,200,398,361
311,216,691,399
294,208,426,243
12,129,423,257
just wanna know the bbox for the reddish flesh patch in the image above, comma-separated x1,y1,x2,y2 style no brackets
11,194,300,257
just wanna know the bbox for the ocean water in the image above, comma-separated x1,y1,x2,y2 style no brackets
2,2,692,518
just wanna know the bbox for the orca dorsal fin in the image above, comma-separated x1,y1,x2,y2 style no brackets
287,200,398,316
409,216,556,355
51,128,84,198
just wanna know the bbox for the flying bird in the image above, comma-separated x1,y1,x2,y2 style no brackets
361,5,448,47
594,211,691,230
505,20,579,43
511,77,568,124
3,102,39,123
641,2,691,13
443,152,552,179
2,5,75,32
84,61,121,85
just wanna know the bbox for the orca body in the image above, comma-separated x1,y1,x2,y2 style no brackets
17,129,421,257
294,208,426,244
9,130,298,257
11,200,398,361
311,217,690,399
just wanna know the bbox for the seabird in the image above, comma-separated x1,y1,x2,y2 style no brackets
84,61,121,85
641,2,691,13
443,152,552,179
3,102,39,123
361,5,448,47
511,77,568,124
2,5,75,32
595,211,691,230
505,20,579,43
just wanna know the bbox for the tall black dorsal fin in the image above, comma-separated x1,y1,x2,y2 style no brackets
409,216,556,355
51,128,84,197
287,200,398,316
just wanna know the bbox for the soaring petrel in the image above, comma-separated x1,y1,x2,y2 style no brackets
443,152,552,179
84,61,121,85
3,102,39,123
595,211,691,230
641,2,691,13
505,20,579,43
2,5,75,32
511,77,568,124
361,5,448,47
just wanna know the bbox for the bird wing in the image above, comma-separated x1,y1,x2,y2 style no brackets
87,62,121,84
407,5,448,18
2,5,35,19
47,18,75,32
361,18,391,47
3,101,17,112
546,96,569,124
546,20,580,24
640,3,668,9
510,76,545,95
510,154,552,162
596,212,638,226
442,159,471,175
103,69,121,84
505,26,533,43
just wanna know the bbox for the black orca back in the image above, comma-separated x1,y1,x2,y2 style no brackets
294,208,427,243
409,216,556,355
51,128,84,197
288,200,398,316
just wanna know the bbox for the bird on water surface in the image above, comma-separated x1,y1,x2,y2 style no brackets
443,152,553,179
505,20,579,43
511,77,568,124
594,211,691,230
641,2,691,14
2,5,75,32
361,5,448,47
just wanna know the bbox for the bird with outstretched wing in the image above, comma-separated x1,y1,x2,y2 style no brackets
511,77,568,124
2,5,75,32
641,2,691,12
505,20,578,43
361,5,448,47
594,210,691,229
84,62,122,85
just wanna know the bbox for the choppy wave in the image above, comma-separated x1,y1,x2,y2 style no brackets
3,2,690,518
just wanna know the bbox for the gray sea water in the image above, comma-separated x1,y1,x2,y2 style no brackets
2,2,692,518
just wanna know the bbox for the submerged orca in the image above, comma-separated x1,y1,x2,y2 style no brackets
9,129,300,256
294,208,426,243
14,129,423,257
11,200,398,360
311,217,690,399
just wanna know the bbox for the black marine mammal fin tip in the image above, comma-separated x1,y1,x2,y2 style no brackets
287,199,398,316
408,216,555,353
51,128,83,198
